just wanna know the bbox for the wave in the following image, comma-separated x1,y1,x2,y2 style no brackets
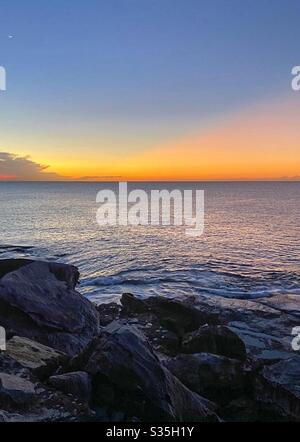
81,264,300,301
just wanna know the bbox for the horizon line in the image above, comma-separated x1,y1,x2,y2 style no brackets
0,179,299,183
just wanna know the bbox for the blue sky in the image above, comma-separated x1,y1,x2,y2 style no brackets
0,0,299,179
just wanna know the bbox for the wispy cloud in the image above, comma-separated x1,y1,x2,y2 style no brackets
0,152,65,181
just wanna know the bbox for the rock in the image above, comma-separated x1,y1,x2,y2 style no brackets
152,329,181,356
254,354,300,420
164,353,247,404
6,336,68,380
0,410,25,422
163,368,219,422
0,259,79,289
97,302,121,326
182,325,247,360
256,294,300,320
221,397,260,422
71,322,219,422
121,293,149,315
1,258,299,422
0,259,33,279
0,350,29,377
0,260,99,356
145,296,218,336
188,293,298,363
49,372,92,402
0,373,36,407
47,262,80,289
136,315,181,357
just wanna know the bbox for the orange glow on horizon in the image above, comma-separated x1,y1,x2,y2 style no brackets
51,97,300,181
1,96,299,181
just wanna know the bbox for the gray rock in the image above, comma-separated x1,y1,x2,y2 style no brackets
71,322,219,422
182,325,247,360
0,259,79,288
0,372,36,406
254,354,300,420
0,261,99,356
121,293,149,314
256,294,300,320
0,259,33,280
164,353,246,404
49,371,92,402
145,296,219,336
97,302,121,326
0,410,25,422
188,293,299,364
6,336,68,380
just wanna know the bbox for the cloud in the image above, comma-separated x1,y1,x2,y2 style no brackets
0,152,65,181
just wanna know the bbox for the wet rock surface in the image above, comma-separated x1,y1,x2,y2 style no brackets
0,260,99,356
0,259,299,422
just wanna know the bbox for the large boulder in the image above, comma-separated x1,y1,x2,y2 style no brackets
254,354,300,420
182,325,247,360
182,293,300,420
164,353,247,404
0,260,99,356
121,293,149,315
0,259,79,288
145,296,219,336
70,322,219,422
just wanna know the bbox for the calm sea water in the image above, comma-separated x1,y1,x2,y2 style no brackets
0,182,299,304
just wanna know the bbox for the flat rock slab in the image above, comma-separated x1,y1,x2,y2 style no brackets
256,294,300,319
6,336,68,379
0,372,36,406
187,293,300,363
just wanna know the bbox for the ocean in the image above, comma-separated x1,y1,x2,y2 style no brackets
0,181,299,304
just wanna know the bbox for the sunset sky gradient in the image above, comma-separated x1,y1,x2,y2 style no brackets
0,0,299,181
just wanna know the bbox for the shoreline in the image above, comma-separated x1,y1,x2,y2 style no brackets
0,259,299,422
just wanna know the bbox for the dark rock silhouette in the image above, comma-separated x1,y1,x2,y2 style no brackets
0,259,299,422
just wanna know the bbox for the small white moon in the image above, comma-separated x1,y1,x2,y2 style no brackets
8,35,14,39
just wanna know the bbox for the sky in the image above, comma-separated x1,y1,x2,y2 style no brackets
0,0,299,180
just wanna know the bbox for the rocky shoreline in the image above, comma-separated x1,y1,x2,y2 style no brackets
0,259,299,422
